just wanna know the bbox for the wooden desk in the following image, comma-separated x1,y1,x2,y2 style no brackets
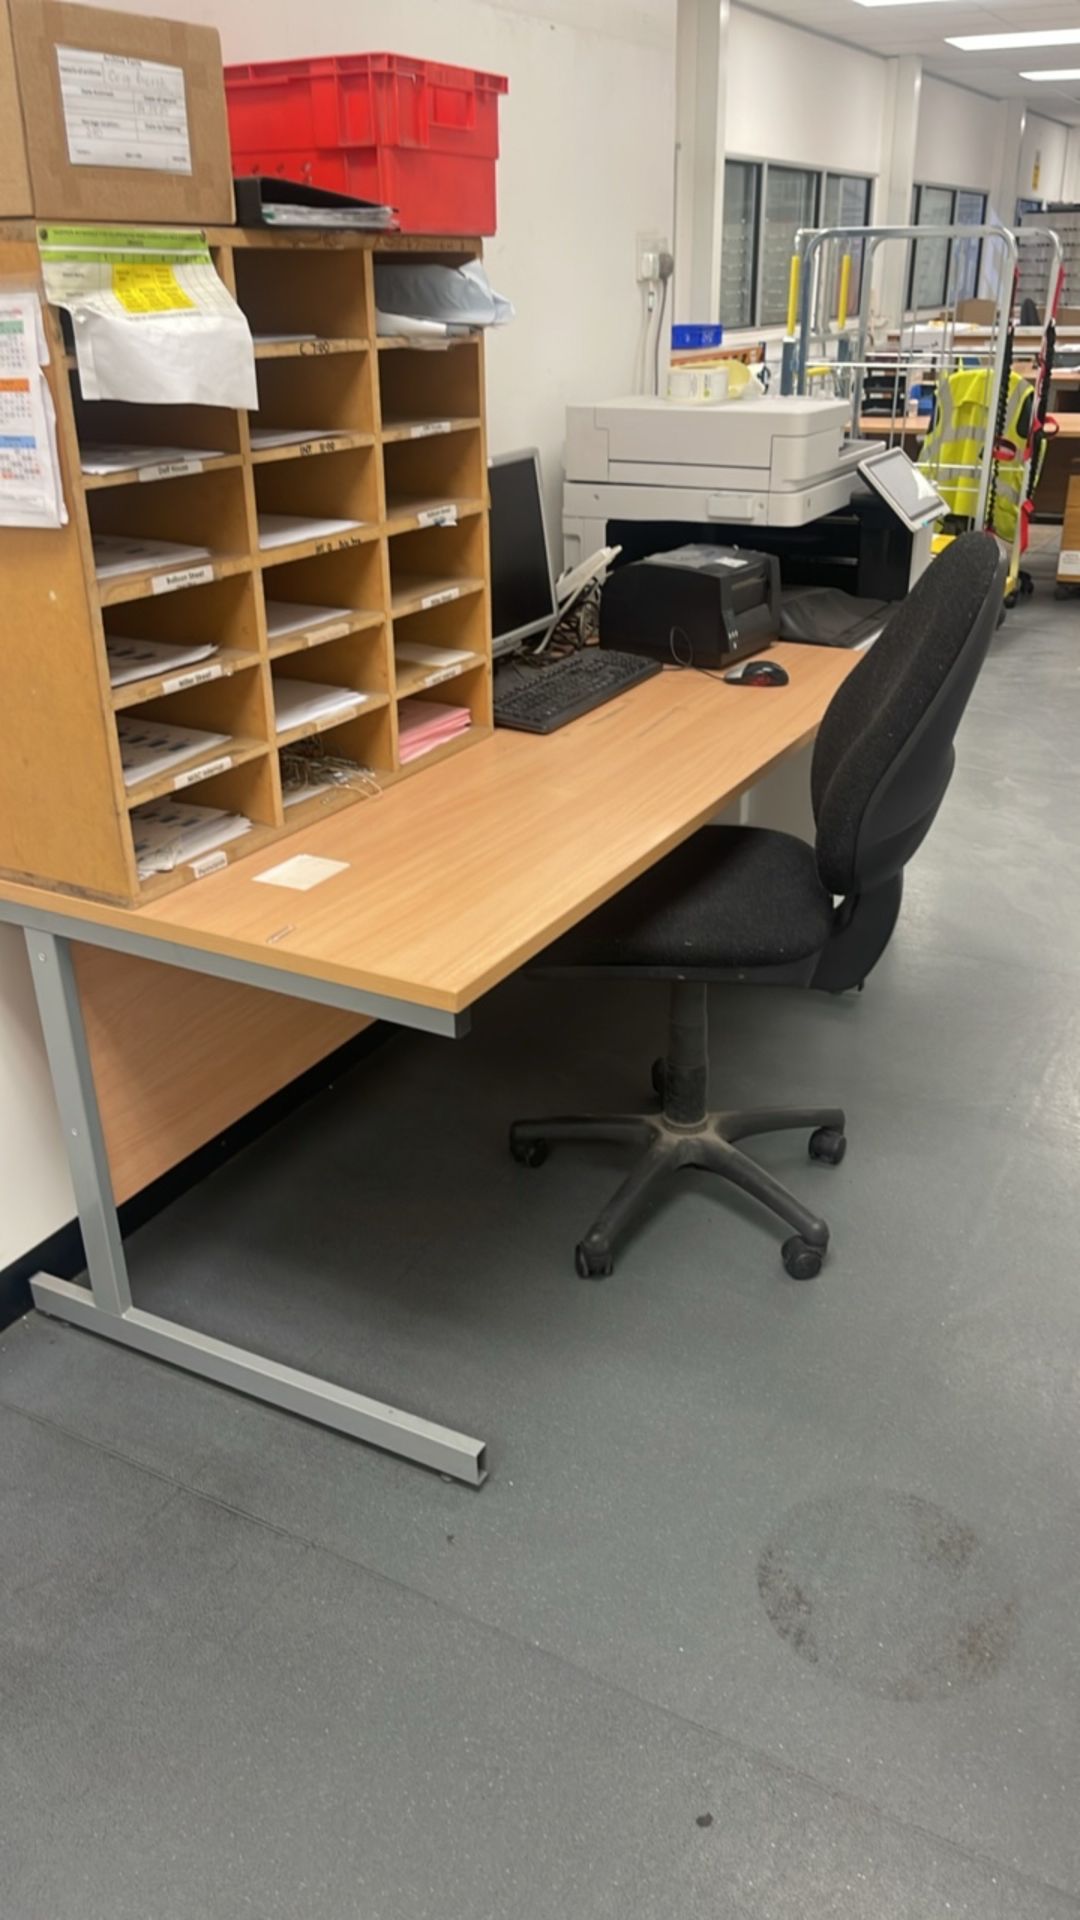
0,644,855,1480
858,413,927,449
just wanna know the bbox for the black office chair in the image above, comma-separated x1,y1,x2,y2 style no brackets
509,533,1005,1280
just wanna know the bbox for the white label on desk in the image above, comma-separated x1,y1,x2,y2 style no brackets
410,420,452,439
189,849,229,879
305,620,353,645
161,664,223,695
173,754,231,790
253,853,349,892
421,586,460,611
417,504,458,528
57,47,193,174
152,564,214,596
138,458,204,482
1059,548,1080,577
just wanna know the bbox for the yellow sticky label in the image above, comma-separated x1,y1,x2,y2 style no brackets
111,264,194,313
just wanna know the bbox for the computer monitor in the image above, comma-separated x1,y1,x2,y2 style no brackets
488,449,558,655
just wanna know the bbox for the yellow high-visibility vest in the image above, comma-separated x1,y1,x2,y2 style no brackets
919,367,1033,541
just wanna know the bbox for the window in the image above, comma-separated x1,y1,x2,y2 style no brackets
823,173,873,313
908,184,988,310
721,160,759,330
760,166,819,325
953,189,987,301
719,162,873,330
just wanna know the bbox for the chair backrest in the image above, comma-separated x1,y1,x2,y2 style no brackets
811,533,1005,899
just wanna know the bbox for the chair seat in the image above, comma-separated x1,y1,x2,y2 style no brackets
541,826,835,973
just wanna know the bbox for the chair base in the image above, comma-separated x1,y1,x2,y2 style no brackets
509,979,846,1279
510,1106,845,1279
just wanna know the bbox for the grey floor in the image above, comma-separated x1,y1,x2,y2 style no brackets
3,539,1079,1919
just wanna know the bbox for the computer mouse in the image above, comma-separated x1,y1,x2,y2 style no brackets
724,660,790,687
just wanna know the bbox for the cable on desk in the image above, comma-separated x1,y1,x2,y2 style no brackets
279,740,383,805
663,625,731,684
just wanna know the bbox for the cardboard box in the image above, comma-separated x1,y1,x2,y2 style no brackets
1058,470,1080,583
0,0,233,224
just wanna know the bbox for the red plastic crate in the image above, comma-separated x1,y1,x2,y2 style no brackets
225,52,508,235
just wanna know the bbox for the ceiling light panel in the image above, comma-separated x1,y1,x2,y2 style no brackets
946,27,1080,51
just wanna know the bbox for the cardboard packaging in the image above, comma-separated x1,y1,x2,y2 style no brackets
0,0,234,224
1058,469,1080,584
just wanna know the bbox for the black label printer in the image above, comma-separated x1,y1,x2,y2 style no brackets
598,544,780,670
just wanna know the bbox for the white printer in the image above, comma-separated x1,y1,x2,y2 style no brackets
563,393,869,564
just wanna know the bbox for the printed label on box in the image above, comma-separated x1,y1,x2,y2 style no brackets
189,850,229,879
417,505,458,529
421,587,460,611
152,564,215,596
57,47,193,176
174,755,231,790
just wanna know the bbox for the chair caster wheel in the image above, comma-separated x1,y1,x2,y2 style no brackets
809,1126,847,1166
576,1242,614,1279
651,1058,665,1098
782,1236,823,1281
511,1137,548,1168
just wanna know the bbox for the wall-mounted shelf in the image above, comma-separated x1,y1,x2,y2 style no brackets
0,224,493,906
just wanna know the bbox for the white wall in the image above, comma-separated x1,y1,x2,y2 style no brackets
725,7,888,185
1019,113,1070,205
1066,129,1080,203
914,76,997,194
1,0,677,1270
0,931,74,1267
105,0,678,542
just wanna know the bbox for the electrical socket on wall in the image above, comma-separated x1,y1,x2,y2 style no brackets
637,231,669,284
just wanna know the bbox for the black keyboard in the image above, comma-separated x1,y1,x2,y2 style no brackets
494,648,662,734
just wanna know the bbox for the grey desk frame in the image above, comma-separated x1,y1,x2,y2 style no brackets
4,897,487,1487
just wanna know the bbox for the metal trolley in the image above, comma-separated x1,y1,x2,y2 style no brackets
783,223,1064,599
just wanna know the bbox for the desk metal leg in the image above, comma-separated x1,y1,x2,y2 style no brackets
24,931,487,1486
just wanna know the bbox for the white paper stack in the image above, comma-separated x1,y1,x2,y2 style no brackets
131,799,251,878
397,699,472,763
80,443,223,476
264,600,355,643
105,636,218,688
257,514,364,551
93,534,211,580
117,716,229,788
262,204,395,231
395,640,476,681
249,427,344,451
274,680,370,735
